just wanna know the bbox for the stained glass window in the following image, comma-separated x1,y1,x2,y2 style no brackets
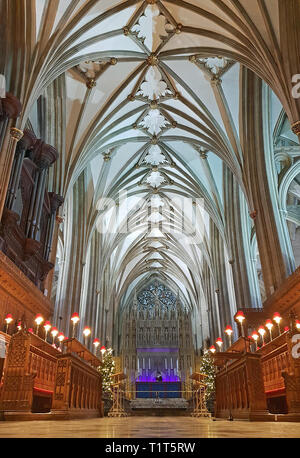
137,282,177,311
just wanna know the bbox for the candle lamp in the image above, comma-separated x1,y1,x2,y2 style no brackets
209,345,216,354
273,312,282,335
100,346,106,359
216,337,223,351
251,331,259,351
296,320,300,330
35,314,44,335
4,314,13,333
225,325,233,347
236,311,245,337
44,321,51,341
83,327,91,346
57,332,65,349
265,319,273,341
93,338,100,355
258,326,266,346
71,312,80,338
51,327,58,344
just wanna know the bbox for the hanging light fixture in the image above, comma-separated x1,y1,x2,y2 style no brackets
71,312,80,338
4,314,13,333
265,319,273,341
235,311,245,337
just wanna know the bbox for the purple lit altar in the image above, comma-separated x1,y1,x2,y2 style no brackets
136,347,180,384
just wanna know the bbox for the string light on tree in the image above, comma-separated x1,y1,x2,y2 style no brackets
200,350,216,406
97,348,115,398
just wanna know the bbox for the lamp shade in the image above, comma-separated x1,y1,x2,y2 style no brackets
44,321,51,331
265,319,273,330
71,312,80,323
273,312,282,324
93,338,100,347
225,325,233,335
51,327,58,336
5,314,13,324
236,311,245,323
35,314,44,325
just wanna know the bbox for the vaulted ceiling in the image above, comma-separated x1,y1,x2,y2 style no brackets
4,0,299,317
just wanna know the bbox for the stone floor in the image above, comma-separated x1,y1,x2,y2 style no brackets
0,416,300,438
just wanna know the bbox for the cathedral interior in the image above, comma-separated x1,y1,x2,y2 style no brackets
0,0,300,439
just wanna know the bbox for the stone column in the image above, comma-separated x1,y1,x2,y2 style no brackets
223,165,261,308
240,69,289,298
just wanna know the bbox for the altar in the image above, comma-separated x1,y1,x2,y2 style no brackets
136,382,182,399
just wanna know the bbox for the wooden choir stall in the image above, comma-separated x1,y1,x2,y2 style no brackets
213,329,300,422
0,330,103,420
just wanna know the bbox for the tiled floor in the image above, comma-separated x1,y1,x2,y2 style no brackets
0,416,300,438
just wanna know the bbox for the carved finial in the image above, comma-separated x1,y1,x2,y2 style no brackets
123,27,130,36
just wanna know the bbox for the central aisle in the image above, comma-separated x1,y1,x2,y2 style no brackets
0,416,299,438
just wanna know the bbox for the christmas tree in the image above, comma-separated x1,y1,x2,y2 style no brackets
200,350,216,401
98,348,116,398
